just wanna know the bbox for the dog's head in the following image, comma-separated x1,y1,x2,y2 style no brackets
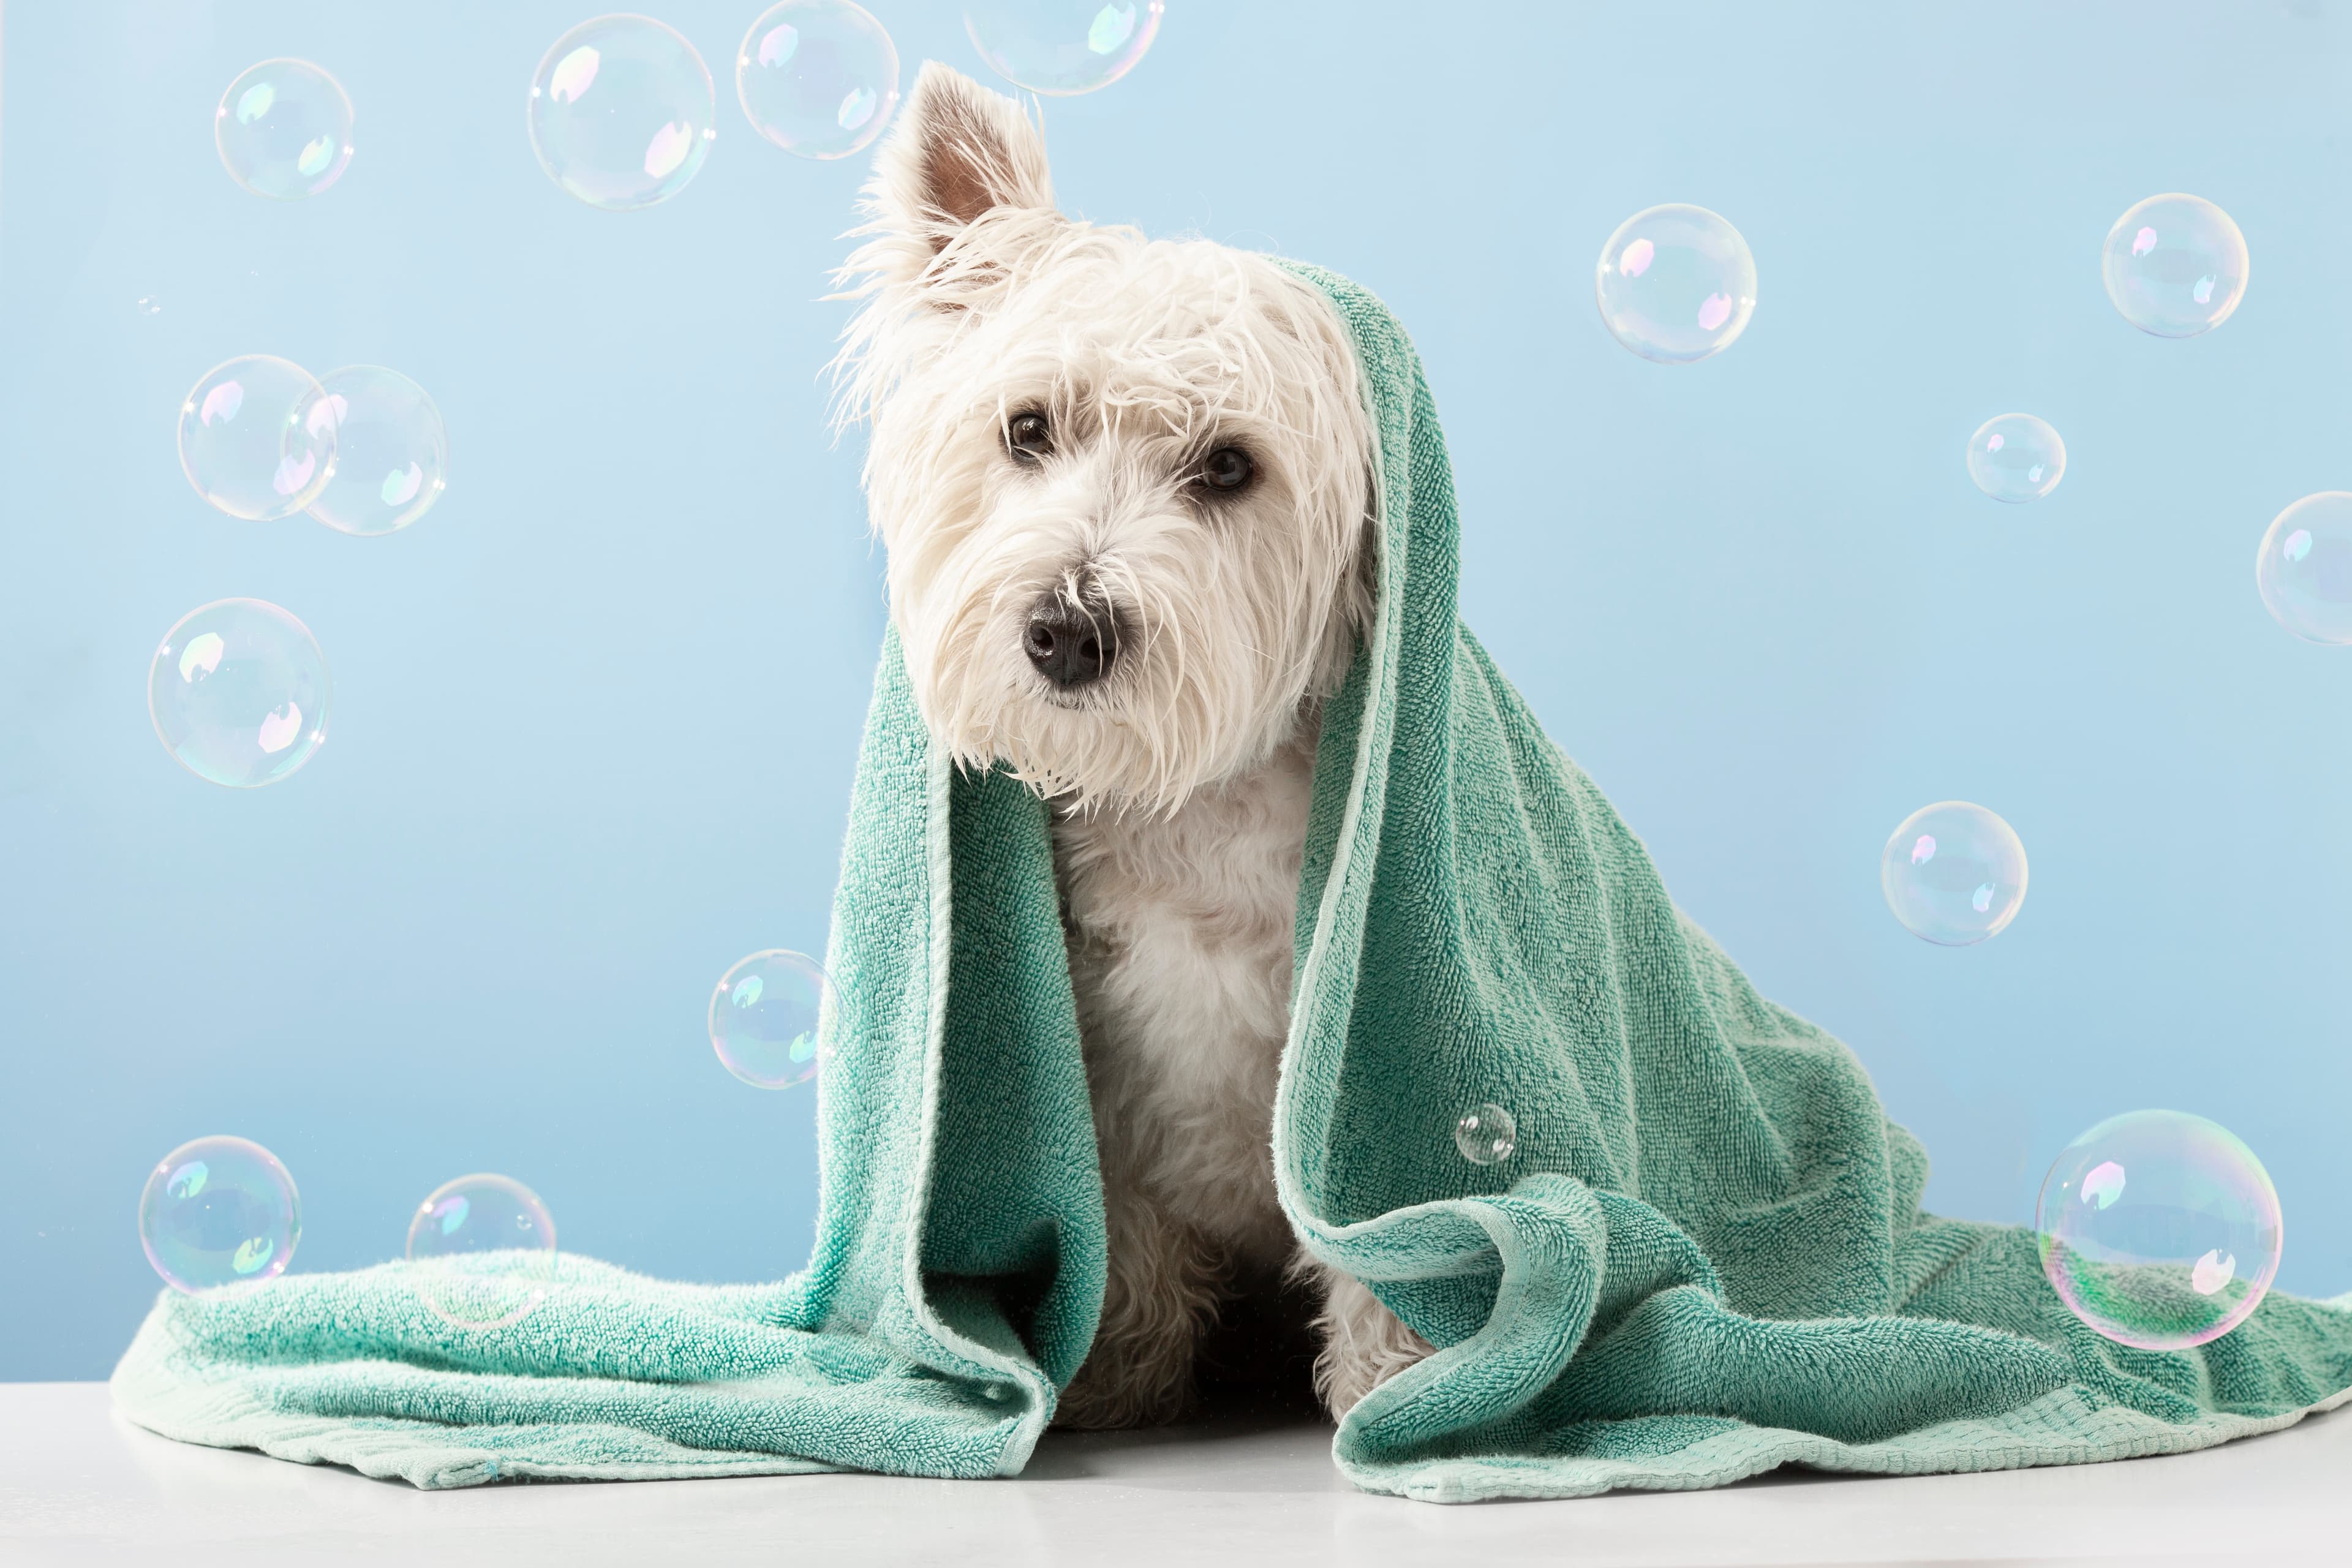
835,65,1374,815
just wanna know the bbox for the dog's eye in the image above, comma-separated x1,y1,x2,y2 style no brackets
1199,447,1254,492
1006,412,1052,462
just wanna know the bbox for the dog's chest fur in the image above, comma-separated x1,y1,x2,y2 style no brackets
1050,720,1319,1271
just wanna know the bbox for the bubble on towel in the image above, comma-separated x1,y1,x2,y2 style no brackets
139,1135,301,1293
2036,1109,2281,1350
964,1,1164,96
303,366,450,536
1879,801,2027,946
148,598,332,788
528,15,717,210
2101,194,2248,338
2255,491,2352,646
710,949,836,1088
1454,1103,1517,1166
1966,413,2066,504
736,0,901,159
216,59,355,200
178,355,339,521
1595,204,1757,364
407,1174,559,1330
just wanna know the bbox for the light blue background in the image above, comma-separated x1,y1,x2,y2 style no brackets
4,0,2348,1380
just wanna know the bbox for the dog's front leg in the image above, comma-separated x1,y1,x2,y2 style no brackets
1054,1183,1223,1428
1305,1259,1436,1419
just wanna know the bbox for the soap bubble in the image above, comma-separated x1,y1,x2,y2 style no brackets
737,1,900,159
1454,1103,1517,1166
2255,492,2352,646
216,59,354,200
965,1,1164,96
137,296,162,316
178,356,338,521
1966,413,2066,504
2037,1110,2281,1351
407,1174,559,1330
1880,802,2027,946
529,15,717,210
710,949,835,1088
2102,194,2248,338
149,600,331,788
303,366,450,537
138,1136,300,1294
1595,205,1757,364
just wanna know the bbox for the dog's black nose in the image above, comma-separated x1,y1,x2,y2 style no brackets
1023,594,1118,689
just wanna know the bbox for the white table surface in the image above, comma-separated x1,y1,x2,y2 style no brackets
2,1381,2346,1566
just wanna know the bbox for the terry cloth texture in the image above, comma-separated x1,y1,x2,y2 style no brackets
113,263,2352,1501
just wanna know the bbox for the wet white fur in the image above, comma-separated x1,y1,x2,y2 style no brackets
835,63,1430,1425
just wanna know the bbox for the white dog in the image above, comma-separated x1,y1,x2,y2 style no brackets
837,63,1433,1427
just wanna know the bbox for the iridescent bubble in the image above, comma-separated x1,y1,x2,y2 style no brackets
2037,1109,2282,1351
1453,1103,1517,1166
178,356,337,521
137,296,162,317
1966,413,2066,504
736,1,900,159
303,366,450,537
965,1,1164,96
138,1136,300,1294
2255,492,2352,646
148,599,331,788
528,15,717,210
216,59,355,200
1880,801,2027,946
406,1174,559,1331
2102,194,2248,338
1595,205,1757,364
710,949,835,1088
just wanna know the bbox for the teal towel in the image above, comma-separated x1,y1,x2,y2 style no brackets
113,264,2352,1501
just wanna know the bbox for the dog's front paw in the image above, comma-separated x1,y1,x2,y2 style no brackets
1311,1268,1436,1419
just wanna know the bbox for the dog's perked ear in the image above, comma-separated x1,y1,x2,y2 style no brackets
859,62,1058,284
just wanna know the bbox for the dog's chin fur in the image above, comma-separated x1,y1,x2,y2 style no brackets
833,72,1373,817
834,63,1431,1427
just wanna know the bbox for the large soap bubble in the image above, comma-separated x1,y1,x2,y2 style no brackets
529,15,717,210
138,1135,301,1293
1880,801,2027,946
216,59,354,200
737,1,900,159
2255,492,2352,646
1966,413,2066,504
2101,194,2248,338
965,2,1164,96
178,356,337,521
1453,1103,1517,1166
406,1174,560,1330
2037,1109,2282,1350
710,949,836,1088
1595,204,1757,364
304,366,450,537
148,599,331,788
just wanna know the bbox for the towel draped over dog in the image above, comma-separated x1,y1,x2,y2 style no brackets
111,264,2352,1501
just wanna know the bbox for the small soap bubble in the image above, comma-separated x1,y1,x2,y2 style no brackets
1966,413,2065,504
138,1135,300,1294
710,949,835,1088
1880,802,2027,946
2255,492,2352,646
303,366,450,537
1453,1103,1517,1166
178,356,338,521
529,15,717,210
406,1174,559,1330
2102,194,2247,338
2037,1109,2280,1350
964,1,1164,96
737,1,901,159
137,296,162,316
216,59,355,200
1595,204,1757,364
149,599,331,788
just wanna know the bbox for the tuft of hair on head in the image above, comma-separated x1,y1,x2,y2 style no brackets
832,64,1067,427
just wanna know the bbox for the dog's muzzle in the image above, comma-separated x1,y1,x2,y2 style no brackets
1023,590,1123,690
